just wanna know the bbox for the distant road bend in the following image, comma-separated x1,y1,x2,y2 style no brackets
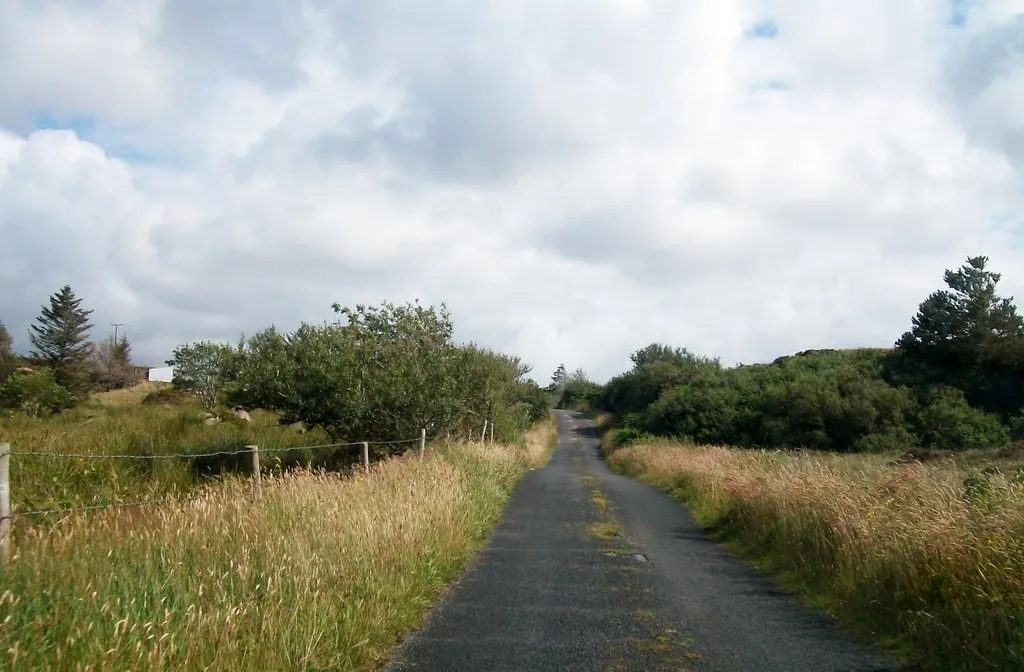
385,410,904,672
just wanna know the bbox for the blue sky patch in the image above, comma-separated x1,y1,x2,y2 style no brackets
746,19,779,39
32,111,97,136
31,110,164,165
991,210,1024,250
948,0,972,27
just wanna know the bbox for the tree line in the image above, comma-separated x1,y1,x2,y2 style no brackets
1,285,138,415
1,290,550,442
167,301,550,443
572,256,1024,452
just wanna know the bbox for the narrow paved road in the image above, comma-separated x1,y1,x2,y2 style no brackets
385,411,904,672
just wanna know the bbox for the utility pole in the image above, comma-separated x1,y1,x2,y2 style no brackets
111,323,124,342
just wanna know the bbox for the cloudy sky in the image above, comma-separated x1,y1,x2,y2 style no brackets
1,0,1023,383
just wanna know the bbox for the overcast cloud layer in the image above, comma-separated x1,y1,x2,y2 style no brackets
2,0,1024,383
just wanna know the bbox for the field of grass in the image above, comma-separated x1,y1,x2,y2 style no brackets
606,438,1024,671
0,384,386,516
0,408,557,670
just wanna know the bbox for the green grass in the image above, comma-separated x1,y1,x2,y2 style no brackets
607,440,1024,672
0,416,558,670
0,386,372,517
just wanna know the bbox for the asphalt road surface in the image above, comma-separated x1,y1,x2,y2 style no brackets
384,410,905,672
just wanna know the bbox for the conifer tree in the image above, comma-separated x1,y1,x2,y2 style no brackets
29,285,94,392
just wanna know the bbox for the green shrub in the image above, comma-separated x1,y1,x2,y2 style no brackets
914,386,1010,450
0,369,75,417
229,302,545,443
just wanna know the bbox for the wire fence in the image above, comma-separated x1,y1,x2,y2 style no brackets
11,496,200,520
7,437,422,461
0,427,451,558
0,413,500,561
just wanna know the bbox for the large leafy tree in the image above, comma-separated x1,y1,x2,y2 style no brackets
449,345,539,440
230,301,544,443
29,285,94,393
893,256,1024,415
233,302,460,441
168,340,241,409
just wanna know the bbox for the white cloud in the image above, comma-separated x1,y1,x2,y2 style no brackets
1,0,1024,384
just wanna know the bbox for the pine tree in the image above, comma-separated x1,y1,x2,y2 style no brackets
92,334,135,390
29,285,94,392
550,363,568,391
894,256,1024,415
112,335,131,369
896,256,1024,368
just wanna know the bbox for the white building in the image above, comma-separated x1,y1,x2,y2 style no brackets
147,366,175,383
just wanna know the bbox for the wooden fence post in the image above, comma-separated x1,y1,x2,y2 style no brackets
481,419,488,442
361,442,369,474
489,421,494,443
247,445,261,497
0,443,10,562
419,428,426,460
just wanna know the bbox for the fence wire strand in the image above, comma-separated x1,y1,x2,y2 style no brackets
1,429,487,521
10,495,202,520
7,437,422,461
366,437,422,446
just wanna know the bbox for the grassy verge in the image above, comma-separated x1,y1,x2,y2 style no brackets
607,441,1024,672
0,416,557,670
0,385,378,515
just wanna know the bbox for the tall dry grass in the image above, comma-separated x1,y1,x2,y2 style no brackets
609,442,1024,672
90,381,171,406
0,417,556,670
0,397,335,514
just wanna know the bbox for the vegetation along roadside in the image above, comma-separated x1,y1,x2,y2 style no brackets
556,256,1024,672
0,293,558,670
0,419,556,670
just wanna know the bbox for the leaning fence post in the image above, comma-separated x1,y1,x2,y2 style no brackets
481,419,488,443
361,441,369,474
0,443,10,562
419,428,426,460
247,445,261,497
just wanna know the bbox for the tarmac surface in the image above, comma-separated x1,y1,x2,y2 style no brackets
384,410,905,671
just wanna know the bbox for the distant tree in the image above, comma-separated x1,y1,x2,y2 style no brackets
168,341,241,410
595,344,723,418
893,256,1024,415
550,363,569,391
556,368,602,410
29,285,94,393
91,334,135,390
0,320,14,385
448,345,542,440
569,367,590,383
630,343,720,370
